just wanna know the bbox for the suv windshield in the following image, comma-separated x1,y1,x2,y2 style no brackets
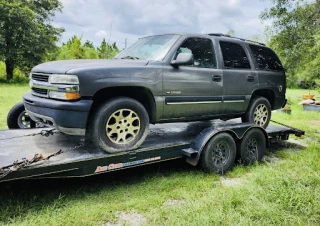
115,35,180,61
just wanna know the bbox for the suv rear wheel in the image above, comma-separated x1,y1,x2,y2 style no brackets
89,97,149,153
242,97,271,129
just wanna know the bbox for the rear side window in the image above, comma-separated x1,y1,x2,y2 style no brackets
220,41,250,69
249,45,283,71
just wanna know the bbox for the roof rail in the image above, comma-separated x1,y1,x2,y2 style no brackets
207,33,266,46
208,33,230,37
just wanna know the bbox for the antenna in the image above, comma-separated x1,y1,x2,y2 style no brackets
107,22,113,58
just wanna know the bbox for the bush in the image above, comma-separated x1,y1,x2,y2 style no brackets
0,62,29,84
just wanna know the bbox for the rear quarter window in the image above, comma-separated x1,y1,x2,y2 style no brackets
249,45,283,71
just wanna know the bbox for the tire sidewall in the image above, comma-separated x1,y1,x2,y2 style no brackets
201,133,236,174
7,102,32,129
92,97,149,153
246,97,271,129
240,128,266,165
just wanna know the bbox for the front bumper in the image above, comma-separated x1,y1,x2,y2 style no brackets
23,92,93,135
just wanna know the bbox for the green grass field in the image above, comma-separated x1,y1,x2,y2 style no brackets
0,84,319,225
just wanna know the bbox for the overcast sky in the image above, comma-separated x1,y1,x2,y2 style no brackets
53,0,271,49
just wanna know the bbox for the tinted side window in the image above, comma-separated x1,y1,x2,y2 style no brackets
249,45,283,71
178,38,216,68
220,41,250,69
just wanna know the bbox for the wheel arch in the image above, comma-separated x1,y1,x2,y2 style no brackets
88,86,156,125
251,89,276,110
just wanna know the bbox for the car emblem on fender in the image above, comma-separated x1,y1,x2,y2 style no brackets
278,85,283,92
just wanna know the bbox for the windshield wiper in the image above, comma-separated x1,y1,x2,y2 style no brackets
120,56,140,60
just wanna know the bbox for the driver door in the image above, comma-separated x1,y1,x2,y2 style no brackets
162,37,223,120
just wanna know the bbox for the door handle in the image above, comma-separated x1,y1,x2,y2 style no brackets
212,75,222,82
247,75,255,82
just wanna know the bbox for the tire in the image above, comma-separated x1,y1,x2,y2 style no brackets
7,102,36,129
242,97,271,129
200,132,236,174
89,97,149,153
239,128,266,165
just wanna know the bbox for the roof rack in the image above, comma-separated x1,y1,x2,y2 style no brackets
207,33,266,46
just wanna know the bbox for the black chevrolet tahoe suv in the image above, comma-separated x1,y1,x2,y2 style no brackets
24,33,286,153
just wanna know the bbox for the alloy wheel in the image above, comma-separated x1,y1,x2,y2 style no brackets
254,104,268,127
106,109,140,144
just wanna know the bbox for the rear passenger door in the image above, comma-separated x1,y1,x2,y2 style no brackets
219,41,258,114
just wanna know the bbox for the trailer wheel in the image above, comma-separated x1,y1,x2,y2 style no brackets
242,97,271,128
90,97,149,153
240,128,266,165
200,132,236,174
7,102,36,129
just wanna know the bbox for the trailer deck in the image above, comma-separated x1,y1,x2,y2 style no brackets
0,120,304,182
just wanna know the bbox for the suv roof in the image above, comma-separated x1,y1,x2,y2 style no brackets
207,33,266,46
142,33,266,47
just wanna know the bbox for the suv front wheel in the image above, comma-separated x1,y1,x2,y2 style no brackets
242,97,271,129
89,97,149,153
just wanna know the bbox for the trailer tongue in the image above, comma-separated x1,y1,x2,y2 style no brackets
0,120,304,182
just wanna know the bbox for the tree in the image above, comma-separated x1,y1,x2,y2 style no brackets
97,38,108,59
84,40,95,49
0,0,64,80
261,0,320,85
56,36,99,60
97,38,119,59
226,29,235,36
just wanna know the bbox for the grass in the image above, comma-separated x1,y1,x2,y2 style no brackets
0,85,319,225
0,83,30,129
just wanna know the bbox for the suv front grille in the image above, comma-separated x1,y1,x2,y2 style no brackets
31,73,50,82
32,87,48,96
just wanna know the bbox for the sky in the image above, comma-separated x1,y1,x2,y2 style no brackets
53,0,272,49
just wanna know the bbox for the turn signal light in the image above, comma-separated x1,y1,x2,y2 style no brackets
65,92,81,100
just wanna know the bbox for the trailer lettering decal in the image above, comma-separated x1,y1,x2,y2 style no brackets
94,156,161,173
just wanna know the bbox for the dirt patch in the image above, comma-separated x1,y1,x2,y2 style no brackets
220,177,243,187
288,138,309,148
310,120,320,127
263,155,281,164
163,199,185,206
103,210,148,226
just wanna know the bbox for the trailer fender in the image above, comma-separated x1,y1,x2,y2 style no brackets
182,124,269,166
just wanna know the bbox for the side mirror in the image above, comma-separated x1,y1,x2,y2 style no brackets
171,53,194,67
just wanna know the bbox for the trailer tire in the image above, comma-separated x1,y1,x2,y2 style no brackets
90,97,149,153
7,102,36,129
242,97,271,128
200,132,236,174
240,128,266,165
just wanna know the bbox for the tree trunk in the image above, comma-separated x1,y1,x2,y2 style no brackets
5,59,14,80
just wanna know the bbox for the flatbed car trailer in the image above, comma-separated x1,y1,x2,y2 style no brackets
0,120,304,183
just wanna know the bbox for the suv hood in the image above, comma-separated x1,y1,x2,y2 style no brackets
32,59,150,74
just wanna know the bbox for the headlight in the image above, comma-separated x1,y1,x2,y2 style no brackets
49,91,81,100
49,74,79,84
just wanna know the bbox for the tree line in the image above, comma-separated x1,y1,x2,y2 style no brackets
1,0,319,87
261,0,320,87
0,0,119,81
